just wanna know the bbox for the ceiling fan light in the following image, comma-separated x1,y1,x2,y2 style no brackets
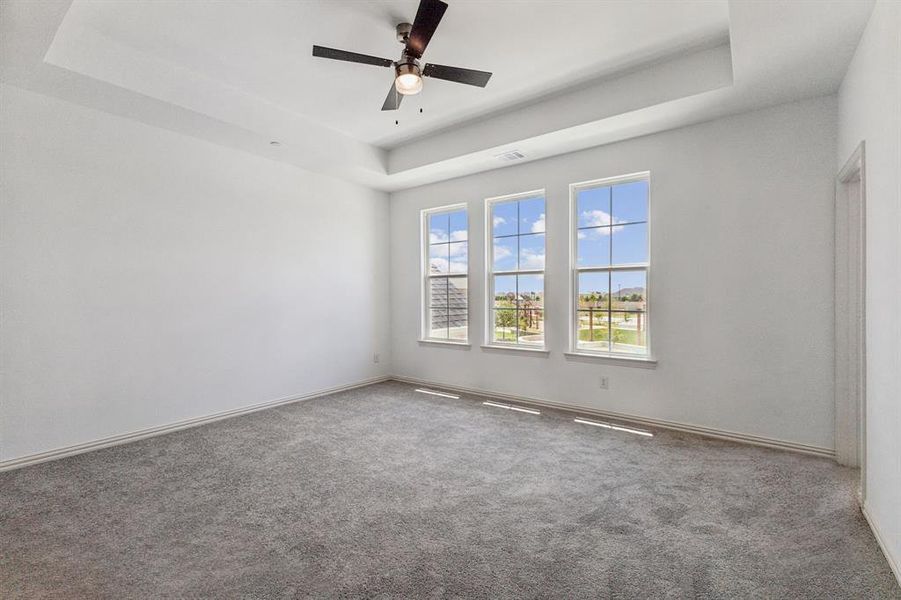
395,63,423,95
395,73,423,95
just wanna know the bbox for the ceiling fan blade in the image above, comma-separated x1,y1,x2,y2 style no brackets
406,0,448,58
381,84,403,111
312,45,394,68
423,63,492,87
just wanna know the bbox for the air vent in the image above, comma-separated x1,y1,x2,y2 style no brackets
494,150,526,162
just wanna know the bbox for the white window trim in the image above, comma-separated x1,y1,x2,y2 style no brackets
484,189,547,350
568,172,654,361
420,203,469,344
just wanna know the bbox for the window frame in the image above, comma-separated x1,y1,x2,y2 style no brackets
420,204,470,344
569,172,652,360
484,189,547,350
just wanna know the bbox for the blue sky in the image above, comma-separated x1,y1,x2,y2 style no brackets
579,270,646,296
429,182,646,276
429,210,468,242
492,197,545,271
577,181,648,268
429,209,468,273
492,196,545,237
578,181,648,226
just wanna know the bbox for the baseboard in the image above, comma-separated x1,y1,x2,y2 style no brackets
0,373,836,471
861,502,901,587
0,375,390,472
391,375,835,458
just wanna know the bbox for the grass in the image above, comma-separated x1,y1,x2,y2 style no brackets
494,328,516,341
494,327,543,343
578,327,643,346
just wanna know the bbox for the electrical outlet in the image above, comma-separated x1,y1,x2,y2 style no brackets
599,376,609,390
373,353,380,364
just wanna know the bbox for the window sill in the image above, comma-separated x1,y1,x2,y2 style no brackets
418,339,471,348
563,351,657,368
481,344,550,355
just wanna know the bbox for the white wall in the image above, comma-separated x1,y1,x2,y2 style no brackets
0,83,390,463
391,96,837,451
837,0,901,578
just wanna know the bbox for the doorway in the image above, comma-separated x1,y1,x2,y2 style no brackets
834,142,866,502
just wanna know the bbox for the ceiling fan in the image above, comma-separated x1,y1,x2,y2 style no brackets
312,0,492,111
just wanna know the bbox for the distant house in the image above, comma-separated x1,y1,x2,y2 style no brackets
430,266,467,328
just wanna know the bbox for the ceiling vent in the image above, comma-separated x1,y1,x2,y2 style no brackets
494,150,526,162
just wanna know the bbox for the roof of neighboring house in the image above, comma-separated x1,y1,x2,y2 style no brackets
430,270,467,326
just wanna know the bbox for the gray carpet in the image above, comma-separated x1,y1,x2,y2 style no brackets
1,381,898,599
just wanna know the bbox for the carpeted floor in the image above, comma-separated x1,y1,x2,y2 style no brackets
1,381,898,599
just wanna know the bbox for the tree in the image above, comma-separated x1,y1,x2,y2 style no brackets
496,309,516,331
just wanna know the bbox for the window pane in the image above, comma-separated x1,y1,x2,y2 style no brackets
493,237,517,271
518,273,544,345
572,178,649,356
519,197,545,234
577,309,610,351
578,271,609,310
577,227,611,267
493,308,517,342
611,270,646,311
518,274,544,307
424,207,468,342
611,223,648,265
519,307,544,345
612,311,647,354
519,233,545,270
429,243,449,274
447,210,468,241
612,180,648,224
448,241,468,274
429,213,450,243
492,202,517,237
577,186,612,228
429,277,448,308
493,275,517,308
489,195,546,348
447,311,468,340
446,276,468,313
428,308,448,339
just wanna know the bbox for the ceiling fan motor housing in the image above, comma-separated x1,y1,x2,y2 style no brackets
396,57,422,78
396,22,413,44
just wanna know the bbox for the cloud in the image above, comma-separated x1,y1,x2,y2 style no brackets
494,245,513,260
531,213,545,233
493,216,506,228
430,257,468,274
582,209,614,227
448,242,467,257
431,229,467,244
520,248,545,269
578,209,623,239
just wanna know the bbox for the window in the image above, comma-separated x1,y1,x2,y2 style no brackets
422,205,468,342
571,173,650,357
486,191,546,347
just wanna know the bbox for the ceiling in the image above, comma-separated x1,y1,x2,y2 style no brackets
45,0,731,147
0,0,875,191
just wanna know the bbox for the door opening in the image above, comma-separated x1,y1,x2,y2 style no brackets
834,142,866,503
